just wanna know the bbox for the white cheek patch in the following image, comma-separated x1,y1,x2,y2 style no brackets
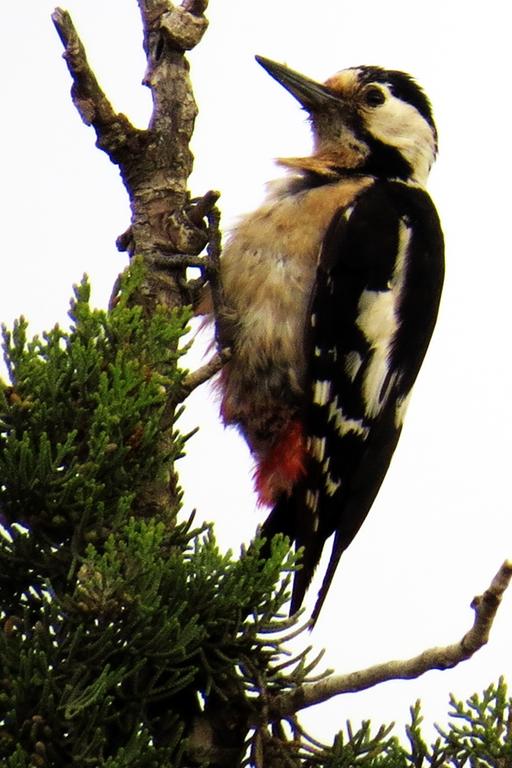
365,94,437,185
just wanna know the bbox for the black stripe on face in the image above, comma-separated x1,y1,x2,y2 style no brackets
360,135,413,181
320,138,414,182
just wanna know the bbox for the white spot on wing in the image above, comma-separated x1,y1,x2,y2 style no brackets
313,379,331,406
309,436,326,462
395,390,413,427
393,221,411,293
343,204,355,221
320,453,342,496
306,489,317,508
356,290,396,418
344,350,363,381
327,396,368,438
305,489,320,531
324,472,342,496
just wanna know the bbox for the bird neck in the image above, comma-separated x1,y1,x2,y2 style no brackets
276,152,364,181
277,144,430,186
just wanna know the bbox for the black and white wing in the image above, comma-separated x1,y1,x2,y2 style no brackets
263,179,444,624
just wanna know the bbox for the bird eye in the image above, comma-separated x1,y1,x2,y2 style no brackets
363,86,385,108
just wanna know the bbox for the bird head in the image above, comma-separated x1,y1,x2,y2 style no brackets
255,56,438,186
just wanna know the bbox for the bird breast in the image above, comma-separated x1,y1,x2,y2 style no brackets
218,174,373,450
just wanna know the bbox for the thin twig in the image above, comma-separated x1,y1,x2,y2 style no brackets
188,190,221,227
180,349,230,398
205,204,232,352
266,560,512,721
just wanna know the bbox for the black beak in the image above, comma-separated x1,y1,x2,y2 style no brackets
255,55,340,111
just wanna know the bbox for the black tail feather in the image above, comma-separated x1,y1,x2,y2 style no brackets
261,491,325,620
309,531,345,626
289,534,325,618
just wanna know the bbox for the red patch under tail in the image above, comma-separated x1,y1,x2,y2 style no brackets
254,420,306,507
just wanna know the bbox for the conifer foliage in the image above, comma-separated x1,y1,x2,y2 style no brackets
0,265,298,765
1,269,512,768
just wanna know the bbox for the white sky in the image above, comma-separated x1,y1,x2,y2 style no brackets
2,0,512,747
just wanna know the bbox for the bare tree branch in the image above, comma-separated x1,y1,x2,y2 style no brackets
52,2,211,520
52,9,141,157
53,1,209,301
267,560,512,721
160,3,209,49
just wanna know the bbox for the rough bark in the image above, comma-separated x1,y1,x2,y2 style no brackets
53,1,213,521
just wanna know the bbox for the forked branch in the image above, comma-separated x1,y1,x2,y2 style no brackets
53,2,227,399
52,9,141,157
52,1,218,518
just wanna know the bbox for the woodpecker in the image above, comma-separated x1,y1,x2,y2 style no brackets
213,56,444,625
